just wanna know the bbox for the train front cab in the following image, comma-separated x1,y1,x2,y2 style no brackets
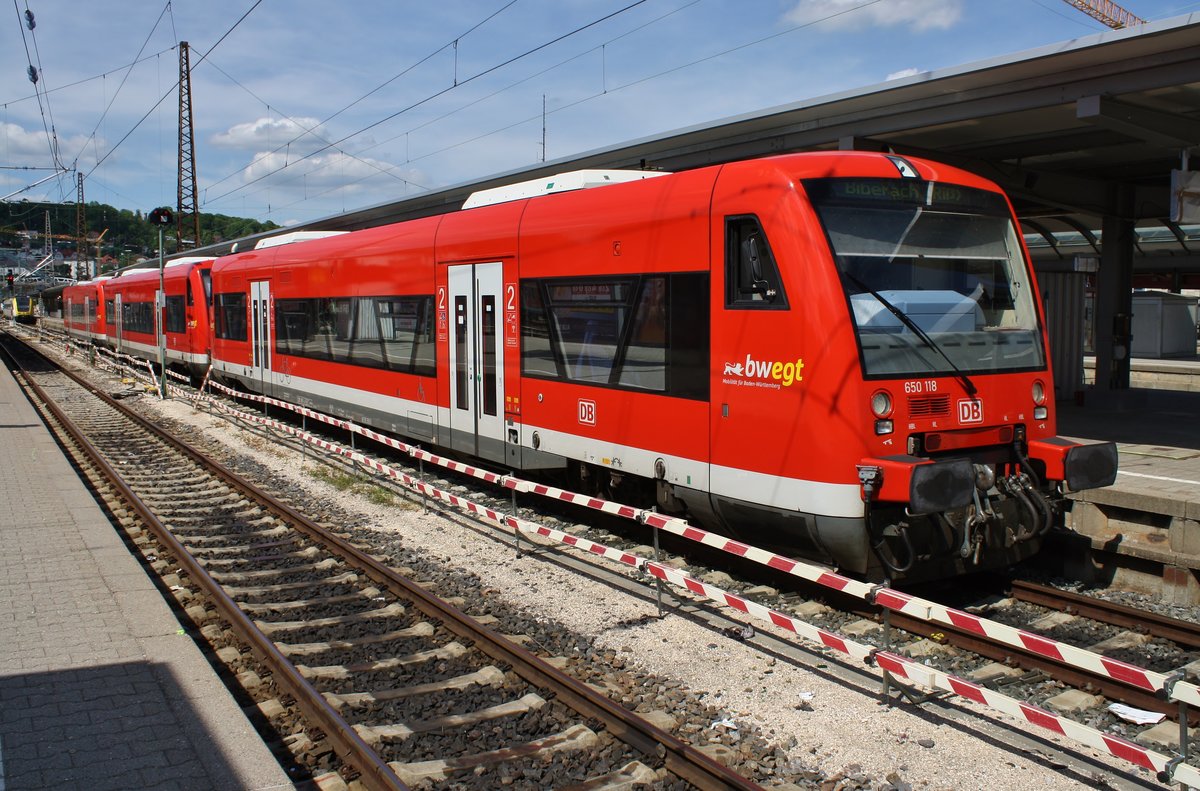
165,257,216,376
10,295,36,324
702,152,1117,582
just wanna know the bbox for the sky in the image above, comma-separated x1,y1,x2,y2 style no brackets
2,0,1199,229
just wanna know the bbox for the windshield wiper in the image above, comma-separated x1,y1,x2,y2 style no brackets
843,272,978,398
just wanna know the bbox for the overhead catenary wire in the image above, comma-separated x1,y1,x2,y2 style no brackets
242,0,885,211
11,0,60,170
208,0,888,217
203,0,651,208
0,46,177,108
70,1,175,172
83,0,263,180
201,58,416,193
200,0,522,197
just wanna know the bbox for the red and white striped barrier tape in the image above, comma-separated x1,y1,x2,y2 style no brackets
875,588,1200,708
193,375,1200,766
208,379,515,488
516,479,879,599
172,386,1200,787
875,652,1200,787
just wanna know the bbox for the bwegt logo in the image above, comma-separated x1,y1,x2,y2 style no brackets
723,354,805,387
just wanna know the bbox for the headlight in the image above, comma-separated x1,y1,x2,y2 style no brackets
871,390,893,418
1032,380,1046,405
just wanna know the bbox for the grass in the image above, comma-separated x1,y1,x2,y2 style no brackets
305,464,417,510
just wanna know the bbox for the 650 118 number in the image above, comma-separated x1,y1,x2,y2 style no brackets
903,379,938,394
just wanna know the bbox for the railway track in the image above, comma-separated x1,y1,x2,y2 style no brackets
1008,579,1200,651
13,325,1200,788
0,332,764,791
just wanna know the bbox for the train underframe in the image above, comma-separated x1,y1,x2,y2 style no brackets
212,369,1093,585
575,444,1066,585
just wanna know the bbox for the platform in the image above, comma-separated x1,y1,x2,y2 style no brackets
1058,384,1200,603
0,360,292,790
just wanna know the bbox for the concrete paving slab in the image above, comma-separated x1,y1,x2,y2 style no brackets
0,354,292,791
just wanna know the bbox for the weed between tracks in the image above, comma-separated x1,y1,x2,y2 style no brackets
304,463,416,508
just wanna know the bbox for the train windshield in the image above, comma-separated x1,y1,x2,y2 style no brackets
806,178,1045,378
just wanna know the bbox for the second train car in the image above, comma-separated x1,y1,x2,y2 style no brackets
103,257,215,377
63,257,215,378
206,151,1115,582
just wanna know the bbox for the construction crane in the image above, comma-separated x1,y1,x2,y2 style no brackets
1060,0,1146,29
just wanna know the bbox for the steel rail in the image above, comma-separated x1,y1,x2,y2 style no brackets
3,336,762,791
882,608,1199,726
0,339,410,791
1010,579,1200,650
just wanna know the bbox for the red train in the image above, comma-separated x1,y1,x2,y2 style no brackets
63,256,214,378
204,152,1115,582
63,276,110,342
63,152,1118,582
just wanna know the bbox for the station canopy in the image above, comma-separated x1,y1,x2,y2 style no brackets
214,13,1200,280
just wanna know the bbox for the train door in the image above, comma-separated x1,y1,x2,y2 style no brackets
83,296,91,338
155,286,164,361
114,293,123,350
249,280,272,392
446,262,505,462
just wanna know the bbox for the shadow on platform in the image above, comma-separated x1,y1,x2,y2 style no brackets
0,662,252,790
1057,387,1200,451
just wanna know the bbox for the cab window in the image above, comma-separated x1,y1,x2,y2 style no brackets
725,216,787,309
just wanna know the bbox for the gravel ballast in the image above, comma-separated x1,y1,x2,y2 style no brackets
126,389,1167,791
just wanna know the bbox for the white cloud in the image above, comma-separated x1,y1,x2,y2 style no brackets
211,116,328,153
1,121,95,164
887,67,924,80
241,149,388,189
783,0,963,33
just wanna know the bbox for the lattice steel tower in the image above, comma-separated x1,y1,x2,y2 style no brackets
75,172,87,280
177,41,200,251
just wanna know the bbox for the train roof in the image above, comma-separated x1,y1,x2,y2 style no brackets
462,169,670,210
246,231,348,251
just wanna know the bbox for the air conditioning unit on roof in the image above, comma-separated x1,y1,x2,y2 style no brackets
462,169,669,210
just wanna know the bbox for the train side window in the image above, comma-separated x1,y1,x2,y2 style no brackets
274,298,310,357
274,295,435,376
374,296,436,377
105,300,115,327
165,296,186,334
521,274,709,401
214,292,248,341
549,279,632,385
520,282,559,378
199,270,213,307
617,276,667,391
122,301,154,334
667,273,710,400
725,216,788,309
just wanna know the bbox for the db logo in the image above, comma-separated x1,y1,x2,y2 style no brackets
958,399,983,424
578,399,596,426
